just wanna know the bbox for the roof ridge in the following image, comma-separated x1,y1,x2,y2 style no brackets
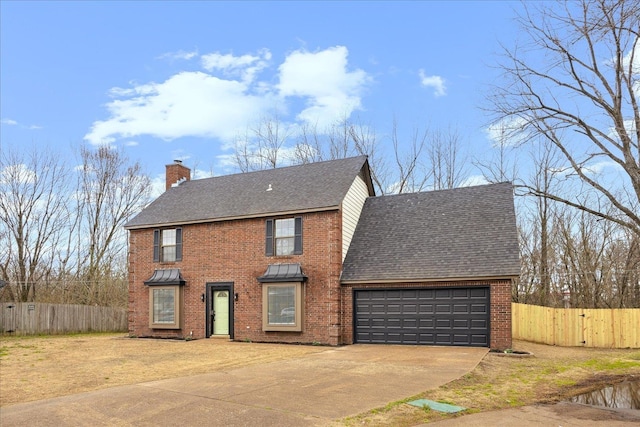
371,182,513,200
187,155,368,184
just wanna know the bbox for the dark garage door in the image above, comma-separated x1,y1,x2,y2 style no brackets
354,287,490,346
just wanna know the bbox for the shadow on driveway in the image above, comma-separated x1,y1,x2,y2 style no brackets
1,344,487,426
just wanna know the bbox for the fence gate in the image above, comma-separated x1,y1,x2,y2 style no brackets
2,303,17,333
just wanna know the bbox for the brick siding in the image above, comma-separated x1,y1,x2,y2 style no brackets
129,211,513,349
128,210,344,345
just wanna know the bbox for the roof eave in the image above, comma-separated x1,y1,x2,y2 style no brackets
125,205,341,230
340,274,519,285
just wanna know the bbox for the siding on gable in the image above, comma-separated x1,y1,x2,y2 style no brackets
341,174,370,261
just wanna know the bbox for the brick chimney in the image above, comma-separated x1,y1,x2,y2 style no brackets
165,160,191,190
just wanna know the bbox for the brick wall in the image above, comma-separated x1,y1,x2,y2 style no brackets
340,280,513,350
128,210,344,345
129,209,513,349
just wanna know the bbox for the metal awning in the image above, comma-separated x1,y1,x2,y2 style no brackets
258,263,308,283
144,269,186,286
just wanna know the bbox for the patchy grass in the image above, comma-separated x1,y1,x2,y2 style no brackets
0,333,325,406
2,334,639,426
340,341,640,426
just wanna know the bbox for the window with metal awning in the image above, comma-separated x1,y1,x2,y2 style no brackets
144,268,186,286
145,269,185,329
257,263,307,283
258,263,307,332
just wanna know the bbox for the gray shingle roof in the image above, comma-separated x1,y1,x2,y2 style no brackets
125,156,371,229
341,182,520,282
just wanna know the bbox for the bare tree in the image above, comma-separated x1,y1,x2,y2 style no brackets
0,146,70,301
232,114,293,171
490,0,640,236
475,122,519,184
427,127,468,190
75,145,151,304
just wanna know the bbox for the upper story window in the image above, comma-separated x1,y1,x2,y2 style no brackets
153,228,182,262
265,217,302,256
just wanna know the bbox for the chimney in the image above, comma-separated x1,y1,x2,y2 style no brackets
165,159,191,190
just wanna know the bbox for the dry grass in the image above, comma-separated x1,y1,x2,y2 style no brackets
2,334,639,427
342,340,640,426
0,333,325,406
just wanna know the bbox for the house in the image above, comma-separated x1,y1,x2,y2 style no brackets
125,156,519,349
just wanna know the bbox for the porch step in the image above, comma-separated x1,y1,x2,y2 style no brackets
209,335,231,340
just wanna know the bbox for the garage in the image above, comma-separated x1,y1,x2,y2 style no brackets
354,287,490,346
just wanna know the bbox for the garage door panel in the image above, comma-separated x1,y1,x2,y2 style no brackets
452,288,471,298
355,287,490,347
470,288,489,298
418,303,435,313
401,318,418,328
418,318,435,328
453,304,470,313
471,304,488,313
435,318,452,328
471,319,488,329
471,335,489,345
435,289,452,299
452,319,470,329
402,304,418,313
436,304,452,313
418,289,435,299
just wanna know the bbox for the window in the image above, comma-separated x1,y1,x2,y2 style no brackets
153,228,182,262
265,217,302,256
148,286,182,329
262,282,304,332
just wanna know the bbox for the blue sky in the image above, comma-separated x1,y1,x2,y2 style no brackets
1,1,524,194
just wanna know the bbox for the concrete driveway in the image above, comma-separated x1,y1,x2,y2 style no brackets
0,344,487,426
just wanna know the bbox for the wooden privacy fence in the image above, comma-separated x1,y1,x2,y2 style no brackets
512,303,640,348
0,302,127,335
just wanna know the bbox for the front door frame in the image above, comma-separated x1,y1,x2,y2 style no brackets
205,282,234,339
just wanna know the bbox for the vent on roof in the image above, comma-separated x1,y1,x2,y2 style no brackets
266,184,272,191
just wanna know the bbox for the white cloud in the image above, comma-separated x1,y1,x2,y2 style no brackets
202,49,271,83
0,163,36,185
485,116,529,147
1,118,42,130
85,71,275,145
157,49,199,61
582,161,620,175
460,175,489,187
277,46,371,128
124,140,139,147
85,46,371,147
418,70,446,97
192,168,214,180
149,174,166,199
610,42,639,75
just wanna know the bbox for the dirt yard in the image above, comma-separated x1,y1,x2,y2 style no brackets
1,333,639,426
0,333,325,406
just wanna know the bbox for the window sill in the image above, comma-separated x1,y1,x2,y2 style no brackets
263,325,302,333
150,324,180,330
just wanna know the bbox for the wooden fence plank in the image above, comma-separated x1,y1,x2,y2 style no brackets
0,303,127,335
512,303,640,349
